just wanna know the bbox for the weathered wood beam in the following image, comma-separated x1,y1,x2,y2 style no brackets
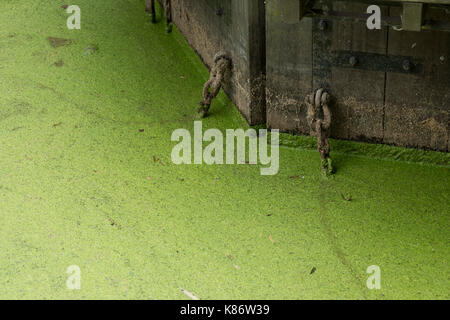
278,0,449,32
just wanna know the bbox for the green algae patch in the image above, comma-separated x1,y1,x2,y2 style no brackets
0,0,449,300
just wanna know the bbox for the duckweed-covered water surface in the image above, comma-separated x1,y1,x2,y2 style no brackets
0,0,448,299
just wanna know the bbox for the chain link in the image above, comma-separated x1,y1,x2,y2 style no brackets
198,52,231,118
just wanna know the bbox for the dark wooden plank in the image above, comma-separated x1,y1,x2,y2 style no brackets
266,0,313,133
384,7,450,151
326,2,389,142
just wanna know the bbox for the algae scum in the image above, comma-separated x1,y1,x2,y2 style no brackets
0,1,449,299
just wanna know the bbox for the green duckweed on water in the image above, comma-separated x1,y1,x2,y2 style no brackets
0,0,448,299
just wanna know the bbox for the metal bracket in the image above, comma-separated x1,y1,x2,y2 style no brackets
333,51,424,74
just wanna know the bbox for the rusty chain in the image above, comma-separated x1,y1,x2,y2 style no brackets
305,88,333,175
198,52,231,118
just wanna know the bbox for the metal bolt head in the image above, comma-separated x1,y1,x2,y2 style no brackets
349,56,358,67
402,59,411,71
318,20,327,31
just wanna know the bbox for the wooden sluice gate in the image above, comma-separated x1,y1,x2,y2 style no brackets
148,0,450,152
